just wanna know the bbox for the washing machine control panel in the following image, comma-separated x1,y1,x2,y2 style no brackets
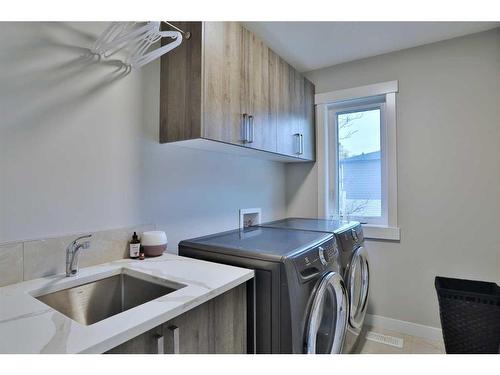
293,238,339,282
319,241,338,265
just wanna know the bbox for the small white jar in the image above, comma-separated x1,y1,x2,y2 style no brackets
141,231,168,257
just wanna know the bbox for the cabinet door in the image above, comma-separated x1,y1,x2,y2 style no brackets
163,283,246,354
213,280,247,353
276,55,300,157
162,298,214,354
276,61,315,160
297,76,316,161
243,28,277,153
202,22,246,145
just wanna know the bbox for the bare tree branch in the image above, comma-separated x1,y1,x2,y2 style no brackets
345,199,369,215
338,113,363,142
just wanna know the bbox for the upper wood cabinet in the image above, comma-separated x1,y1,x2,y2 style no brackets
160,22,315,162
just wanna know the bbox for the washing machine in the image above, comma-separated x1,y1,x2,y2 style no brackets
259,218,370,353
179,226,349,354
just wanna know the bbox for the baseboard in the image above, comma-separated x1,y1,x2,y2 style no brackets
365,314,443,342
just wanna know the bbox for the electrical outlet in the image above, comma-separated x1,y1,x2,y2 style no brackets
239,208,261,229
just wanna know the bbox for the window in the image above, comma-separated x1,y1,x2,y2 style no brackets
331,97,385,225
316,81,399,240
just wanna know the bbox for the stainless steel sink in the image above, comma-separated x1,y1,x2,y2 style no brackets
35,272,183,325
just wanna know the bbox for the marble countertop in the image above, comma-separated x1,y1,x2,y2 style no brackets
0,253,254,353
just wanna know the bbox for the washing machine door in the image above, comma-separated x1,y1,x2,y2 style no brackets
305,272,348,354
346,246,369,331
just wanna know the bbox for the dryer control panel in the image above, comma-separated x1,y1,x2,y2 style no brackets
292,238,339,282
337,223,364,253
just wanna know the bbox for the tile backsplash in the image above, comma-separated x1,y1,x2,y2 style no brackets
0,243,24,287
0,224,154,287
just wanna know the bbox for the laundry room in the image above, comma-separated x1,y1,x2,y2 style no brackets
0,1,499,374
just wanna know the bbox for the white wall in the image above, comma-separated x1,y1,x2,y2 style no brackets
287,28,500,328
0,22,286,248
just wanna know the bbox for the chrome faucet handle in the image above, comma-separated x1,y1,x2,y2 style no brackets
71,234,92,246
66,234,92,277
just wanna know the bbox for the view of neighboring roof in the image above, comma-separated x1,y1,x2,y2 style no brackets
342,151,381,162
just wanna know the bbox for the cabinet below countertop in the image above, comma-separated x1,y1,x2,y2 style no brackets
106,283,247,354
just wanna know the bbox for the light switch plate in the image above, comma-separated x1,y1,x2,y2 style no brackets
239,208,261,229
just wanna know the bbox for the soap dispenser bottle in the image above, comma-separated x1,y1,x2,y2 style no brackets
129,232,140,259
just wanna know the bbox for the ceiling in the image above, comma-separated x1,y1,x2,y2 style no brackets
242,22,499,72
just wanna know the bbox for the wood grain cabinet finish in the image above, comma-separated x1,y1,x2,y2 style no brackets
202,22,245,145
160,21,315,162
242,27,277,153
106,283,247,354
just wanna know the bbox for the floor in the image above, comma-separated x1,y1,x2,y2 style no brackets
353,325,445,354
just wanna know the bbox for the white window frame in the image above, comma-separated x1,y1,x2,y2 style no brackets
316,81,400,241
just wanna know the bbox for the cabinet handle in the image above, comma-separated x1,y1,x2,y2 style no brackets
167,325,180,354
294,133,300,155
155,333,165,354
293,133,304,155
241,113,248,143
248,115,254,144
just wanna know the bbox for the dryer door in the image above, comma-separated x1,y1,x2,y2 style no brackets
305,272,348,354
346,246,369,331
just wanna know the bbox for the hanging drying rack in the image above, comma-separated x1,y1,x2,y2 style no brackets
162,21,191,40
91,21,189,70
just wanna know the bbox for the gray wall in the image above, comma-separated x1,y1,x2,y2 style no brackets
0,22,286,248
1,22,499,329
287,28,500,327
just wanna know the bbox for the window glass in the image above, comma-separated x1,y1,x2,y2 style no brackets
337,108,381,219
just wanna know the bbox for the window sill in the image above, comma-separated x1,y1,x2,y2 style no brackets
362,224,400,241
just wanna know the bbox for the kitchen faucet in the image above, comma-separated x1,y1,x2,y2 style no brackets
66,234,92,277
